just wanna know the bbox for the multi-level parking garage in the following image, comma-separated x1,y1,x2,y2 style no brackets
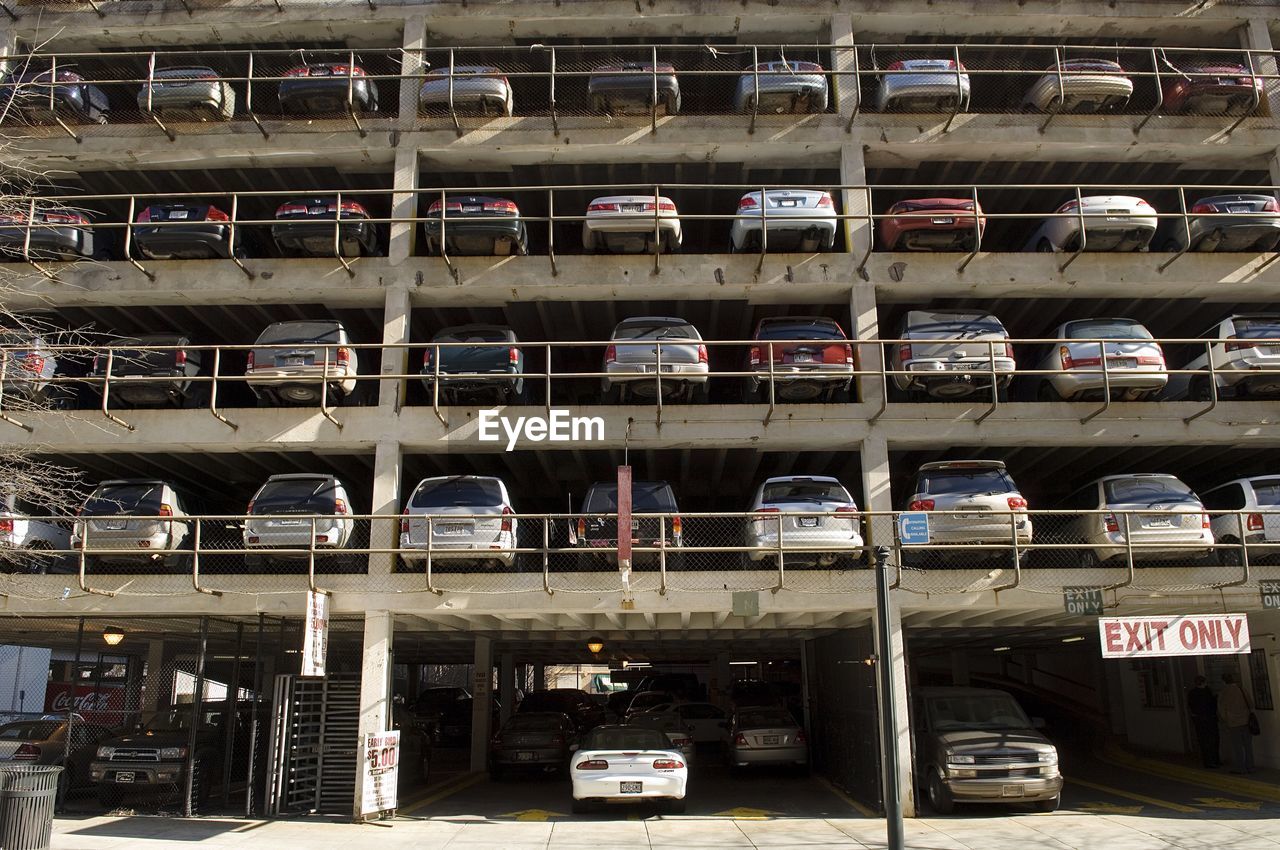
1,0,1280,828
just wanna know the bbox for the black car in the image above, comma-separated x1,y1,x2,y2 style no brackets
588,62,680,115
3,69,109,125
488,711,578,779
272,198,379,258
576,480,682,570
517,688,608,731
132,201,240,260
413,686,471,743
0,205,104,262
90,334,203,408
278,62,379,114
420,324,525,405
422,195,528,257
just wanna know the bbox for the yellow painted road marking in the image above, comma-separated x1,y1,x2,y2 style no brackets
1100,745,1280,804
712,806,780,819
1068,777,1200,813
398,772,486,816
816,776,876,817
1079,801,1143,815
501,808,567,822
1196,797,1262,811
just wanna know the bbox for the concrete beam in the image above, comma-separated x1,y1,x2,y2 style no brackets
387,148,419,265
354,610,393,822
829,14,857,119
1241,19,1280,121
471,636,493,772
399,16,428,135
840,143,872,262
368,441,401,578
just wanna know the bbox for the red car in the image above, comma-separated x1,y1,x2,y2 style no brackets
1161,63,1262,115
879,198,985,251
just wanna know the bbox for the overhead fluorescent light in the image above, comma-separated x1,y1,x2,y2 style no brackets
993,646,1012,652
1061,636,1086,644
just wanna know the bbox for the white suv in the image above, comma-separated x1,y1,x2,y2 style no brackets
901,461,1032,563
744,475,863,568
244,474,357,571
246,320,360,407
1174,314,1280,401
1032,318,1167,402
1200,476,1280,566
400,476,517,570
72,480,195,572
0,494,70,574
890,310,1016,402
1058,474,1213,567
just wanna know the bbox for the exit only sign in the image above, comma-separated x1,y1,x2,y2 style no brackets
1262,581,1280,610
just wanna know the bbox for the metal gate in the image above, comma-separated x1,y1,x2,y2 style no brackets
809,628,884,810
266,673,360,815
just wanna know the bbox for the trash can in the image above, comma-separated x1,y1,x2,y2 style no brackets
0,765,62,850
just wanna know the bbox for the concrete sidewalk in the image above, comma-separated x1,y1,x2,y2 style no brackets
49,811,1280,850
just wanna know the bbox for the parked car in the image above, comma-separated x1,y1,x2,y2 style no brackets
570,725,687,814
246,320,359,407
1201,476,1280,565
3,69,108,125
729,189,836,253
745,316,854,403
1025,195,1157,253
588,62,680,115
399,475,517,570
272,197,379,258
391,701,432,782
1161,62,1262,115
890,310,1016,402
602,317,708,404
89,333,202,408
1173,314,1280,401
131,200,239,260
626,710,695,762
724,706,807,770
1021,59,1132,113
638,701,726,744
243,473,357,571
420,325,525,404
418,66,513,116
489,711,578,779
518,688,608,731
0,494,70,574
912,686,1061,814
582,195,681,254
412,686,471,743
421,195,527,257
745,475,863,568
879,198,984,252
901,461,1032,563
1158,194,1280,253
1058,474,1212,567
90,706,237,808
71,479,195,572
734,60,828,114
0,205,103,262
876,58,969,112
0,717,117,803
0,331,60,407
137,66,236,121
278,61,379,114
1032,318,1167,402
575,480,682,569
622,691,676,720
633,672,705,703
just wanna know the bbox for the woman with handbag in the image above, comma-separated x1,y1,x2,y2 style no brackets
1219,671,1256,774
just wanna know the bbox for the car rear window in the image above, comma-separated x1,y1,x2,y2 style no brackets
582,727,670,751
1232,318,1280,338
1065,321,1152,340
584,482,677,512
613,321,699,342
411,478,503,508
908,315,1004,336
252,478,338,514
82,483,164,516
256,323,342,346
506,713,564,731
518,692,573,712
1252,482,1280,506
916,468,1015,497
761,479,850,505
1103,477,1194,504
757,321,844,341
0,721,59,741
736,710,794,729
434,329,509,344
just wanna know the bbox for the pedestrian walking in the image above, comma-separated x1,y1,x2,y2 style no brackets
1219,672,1256,774
1186,675,1220,768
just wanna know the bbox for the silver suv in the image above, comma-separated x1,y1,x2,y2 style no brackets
744,475,863,568
1058,474,1213,567
890,310,1015,402
601,317,709,404
72,480,194,572
1174,314,1280,401
0,494,70,574
901,461,1032,564
246,320,360,407
400,476,517,570
244,474,357,572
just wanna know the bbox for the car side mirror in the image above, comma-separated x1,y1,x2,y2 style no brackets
1031,717,1046,729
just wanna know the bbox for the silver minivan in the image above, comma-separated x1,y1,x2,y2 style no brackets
400,476,517,570
890,310,1016,401
243,474,356,571
1058,474,1213,567
1200,475,1280,565
901,461,1032,563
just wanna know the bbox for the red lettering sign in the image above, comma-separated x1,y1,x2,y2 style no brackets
43,683,126,725
1099,614,1251,659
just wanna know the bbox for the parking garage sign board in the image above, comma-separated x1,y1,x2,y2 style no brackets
1064,587,1104,616
360,730,399,817
302,590,329,677
898,512,929,545
1262,581,1280,610
1098,614,1251,659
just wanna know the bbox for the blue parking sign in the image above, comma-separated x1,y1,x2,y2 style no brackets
898,512,930,545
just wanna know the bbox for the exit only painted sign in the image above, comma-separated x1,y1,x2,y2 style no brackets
1098,613,1251,659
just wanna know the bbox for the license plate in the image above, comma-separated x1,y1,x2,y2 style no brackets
437,523,470,535
797,517,819,528
515,752,535,761
778,200,798,207
1105,216,1128,222
931,217,954,225
1143,515,1172,527
1001,784,1024,797
621,205,644,213
620,781,642,794
791,353,813,363
168,209,189,220
308,205,327,214
1109,358,1136,369
763,735,780,745
463,206,482,213
1219,78,1238,86
283,356,308,366
960,362,990,370
115,772,135,783
103,520,126,531
272,519,306,527
1228,206,1251,214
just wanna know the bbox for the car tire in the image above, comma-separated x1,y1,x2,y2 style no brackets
1034,795,1060,813
1036,238,1054,253
995,385,1010,403
691,384,710,404
1218,537,1242,567
1077,546,1100,569
1037,382,1063,402
55,764,71,808
927,769,955,815
1188,376,1213,402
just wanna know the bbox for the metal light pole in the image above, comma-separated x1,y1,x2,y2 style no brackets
874,545,905,850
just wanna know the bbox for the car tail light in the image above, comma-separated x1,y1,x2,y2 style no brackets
1137,354,1164,366
604,345,617,363
576,759,608,770
136,207,152,223
738,195,759,210
174,349,187,366
423,348,433,367
485,200,519,214
246,500,255,515
795,61,822,71
427,201,463,214
652,759,684,770
697,344,708,364
205,206,230,222
749,345,761,366
1060,347,1102,370
1103,512,1119,533
587,202,619,212
1264,198,1280,213
794,730,807,745
336,202,367,216
886,61,906,71
1136,199,1154,208
283,67,312,77
1191,202,1216,214
672,515,682,538
21,354,45,375
276,203,307,216
733,733,748,746
817,193,834,208
909,499,934,511
500,506,513,533
1059,201,1080,214
576,517,586,539
508,347,519,366
246,351,255,371
900,344,912,362
335,498,348,515
0,519,13,534
336,348,352,367
44,212,84,224
756,508,781,519
12,744,39,761
400,510,409,534
1007,496,1028,510
158,504,173,518
1224,337,1250,353
1248,513,1264,531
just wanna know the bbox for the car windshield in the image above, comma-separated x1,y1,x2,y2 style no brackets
256,323,342,346
584,482,677,512
1104,477,1193,504
761,480,850,504
519,693,574,712
917,468,1015,497
613,321,699,342
630,713,682,731
82,483,163,516
415,688,466,710
582,727,670,751
757,321,844,341
1065,321,1152,340
0,721,59,741
252,478,338,514
143,711,196,732
411,478,502,509
737,709,795,729
505,714,564,731
1251,482,1280,506
927,694,1033,732
1232,318,1280,339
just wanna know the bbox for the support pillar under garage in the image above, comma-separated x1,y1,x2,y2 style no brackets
353,610,393,821
840,144,872,263
471,636,493,772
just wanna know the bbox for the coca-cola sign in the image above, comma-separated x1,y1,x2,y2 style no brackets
44,684,125,723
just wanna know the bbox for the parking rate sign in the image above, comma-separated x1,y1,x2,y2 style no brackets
1098,613,1251,659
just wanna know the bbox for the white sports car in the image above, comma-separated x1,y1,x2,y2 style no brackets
582,195,682,254
1025,195,1157,253
729,189,837,253
571,725,688,814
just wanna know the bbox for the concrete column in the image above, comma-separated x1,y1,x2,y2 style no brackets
850,281,883,412
378,283,411,412
367,440,401,578
533,664,545,691
499,652,514,725
829,14,858,119
839,144,872,259
1240,19,1280,120
861,433,915,817
353,610,393,821
398,14,427,132
141,640,167,713
950,650,970,686
470,637,493,772
712,652,732,706
388,146,419,264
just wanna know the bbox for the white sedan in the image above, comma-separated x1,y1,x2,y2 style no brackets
571,725,688,814
582,195,682,254
729,189,837,253
1024,195,1157,253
